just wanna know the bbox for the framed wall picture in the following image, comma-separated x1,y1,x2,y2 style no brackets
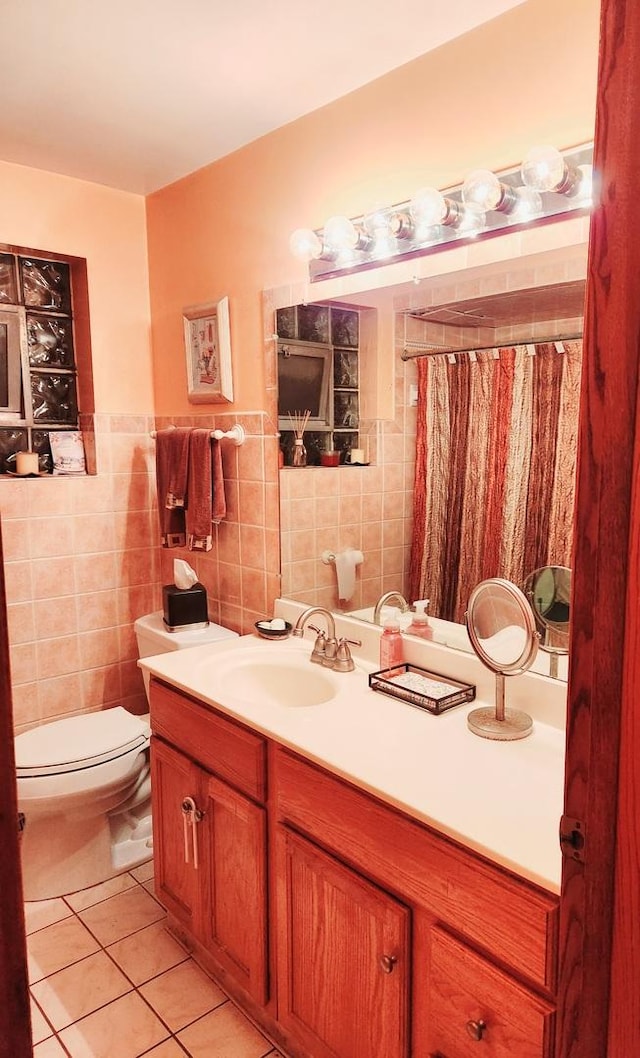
183,296,233,403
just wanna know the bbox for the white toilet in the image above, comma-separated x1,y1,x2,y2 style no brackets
15,611,237,901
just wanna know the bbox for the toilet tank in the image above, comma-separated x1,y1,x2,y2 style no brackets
134,611,238,657
135,612,238,699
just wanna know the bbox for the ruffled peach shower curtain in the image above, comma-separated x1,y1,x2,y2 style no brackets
408,341,582,623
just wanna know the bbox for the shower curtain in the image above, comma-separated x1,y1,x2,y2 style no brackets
408,341,582,623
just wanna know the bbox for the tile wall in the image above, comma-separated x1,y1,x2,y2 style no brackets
3,411,280,735
3,414,158,734
154,412,281,636
278,361,417,612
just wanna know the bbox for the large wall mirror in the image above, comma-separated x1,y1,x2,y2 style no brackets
270,229,589,681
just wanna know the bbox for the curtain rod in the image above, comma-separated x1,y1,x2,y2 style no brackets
401,331,583,361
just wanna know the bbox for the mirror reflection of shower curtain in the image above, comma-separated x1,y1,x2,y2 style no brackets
409,341,581,623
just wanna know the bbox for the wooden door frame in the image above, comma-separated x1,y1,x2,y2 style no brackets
557,1,640,1055
0,518,32,1056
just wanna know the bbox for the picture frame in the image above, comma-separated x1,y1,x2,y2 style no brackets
183,296,233,403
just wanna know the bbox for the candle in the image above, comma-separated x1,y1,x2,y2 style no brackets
350,448,366,464
16,451,39,476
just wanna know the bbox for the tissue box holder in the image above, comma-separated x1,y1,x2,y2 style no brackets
369,664,475,715
163,583,209,631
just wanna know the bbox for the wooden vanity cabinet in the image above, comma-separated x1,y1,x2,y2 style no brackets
149,678,559,1058
276,825,410,1058
274,748,559,1058
149,678,268,1006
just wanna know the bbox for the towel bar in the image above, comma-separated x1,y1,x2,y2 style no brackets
150,423,245,446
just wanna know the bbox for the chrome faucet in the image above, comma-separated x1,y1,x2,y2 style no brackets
373,591,410,625
292,607,337,665
292,606,359,672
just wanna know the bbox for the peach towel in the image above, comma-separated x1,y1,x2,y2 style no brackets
155,427,191,548
186,431,226,551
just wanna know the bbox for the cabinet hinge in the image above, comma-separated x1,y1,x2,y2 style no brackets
559,815,586,863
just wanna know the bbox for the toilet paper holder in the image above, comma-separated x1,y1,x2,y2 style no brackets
321,548,364,603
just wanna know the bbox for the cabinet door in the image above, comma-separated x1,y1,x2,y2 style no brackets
277,826,410,1058
200,771,268,1005
150,737,204,935
427,927,555,1058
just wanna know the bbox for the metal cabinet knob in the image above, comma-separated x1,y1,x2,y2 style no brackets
379,953,398,974
465,1018,487,1041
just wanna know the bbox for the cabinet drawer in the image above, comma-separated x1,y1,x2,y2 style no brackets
275,749,557,991
427,927,555,1058
150,678,266,802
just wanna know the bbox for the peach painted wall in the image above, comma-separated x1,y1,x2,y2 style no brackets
0,162,157,731
146,0,600,417
0,160,153,413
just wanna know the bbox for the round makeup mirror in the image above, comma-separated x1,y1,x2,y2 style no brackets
465,578,539,741
524,565,571,678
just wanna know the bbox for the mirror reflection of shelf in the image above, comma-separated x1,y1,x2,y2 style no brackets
277,303,361,464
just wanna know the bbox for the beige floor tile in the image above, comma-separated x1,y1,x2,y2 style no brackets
33,1037,67,1057
143,1040,191,1057
65,870,137,912
58,991,169,1058
77,884,165,946
178,1002,273,1058
31,949,132,1030
24,897,72,935
107,919,189,985
28,916,100,984
140,958,227,1032
130,858,154,883
144,878,157,897
30,997,54,1044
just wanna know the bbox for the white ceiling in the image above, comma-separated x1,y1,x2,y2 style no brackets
0,0,525,195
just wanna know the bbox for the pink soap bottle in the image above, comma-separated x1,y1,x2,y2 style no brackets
407,599,434,640
379,611,404,670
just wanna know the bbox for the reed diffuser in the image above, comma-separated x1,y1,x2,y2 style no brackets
288,409,310,467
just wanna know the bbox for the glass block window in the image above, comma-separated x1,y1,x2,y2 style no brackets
276,303,360,465
0,244,91,474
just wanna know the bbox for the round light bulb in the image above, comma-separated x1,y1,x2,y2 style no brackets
461,169,503,212
323,215,359,252
289,228,322,262
410,187,447,226
520,145,567,192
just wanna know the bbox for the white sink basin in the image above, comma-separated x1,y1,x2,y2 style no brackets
207,647,339,707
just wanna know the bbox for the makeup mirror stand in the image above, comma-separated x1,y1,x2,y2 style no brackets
465,578,539,742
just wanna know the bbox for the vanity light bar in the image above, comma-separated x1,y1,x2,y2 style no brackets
290,143,594,283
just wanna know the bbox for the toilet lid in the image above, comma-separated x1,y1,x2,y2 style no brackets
15,707,149,777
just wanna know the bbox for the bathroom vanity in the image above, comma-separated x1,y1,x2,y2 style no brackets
143,623,564,1058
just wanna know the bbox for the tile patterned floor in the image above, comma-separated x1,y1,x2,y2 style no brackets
25,862,285,1058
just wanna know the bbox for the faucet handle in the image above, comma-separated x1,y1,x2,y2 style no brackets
332,637,357,672
309,628,327,665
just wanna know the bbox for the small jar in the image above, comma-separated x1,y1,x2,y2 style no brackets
292,438,307,467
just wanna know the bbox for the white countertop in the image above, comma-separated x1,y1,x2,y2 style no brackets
140,627,566,894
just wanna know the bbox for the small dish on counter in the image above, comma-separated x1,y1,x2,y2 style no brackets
255,619,293,640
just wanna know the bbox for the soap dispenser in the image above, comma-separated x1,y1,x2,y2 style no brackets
379,609,404,669
407,599,434,640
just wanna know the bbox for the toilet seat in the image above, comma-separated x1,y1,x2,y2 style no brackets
16,707,149,778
